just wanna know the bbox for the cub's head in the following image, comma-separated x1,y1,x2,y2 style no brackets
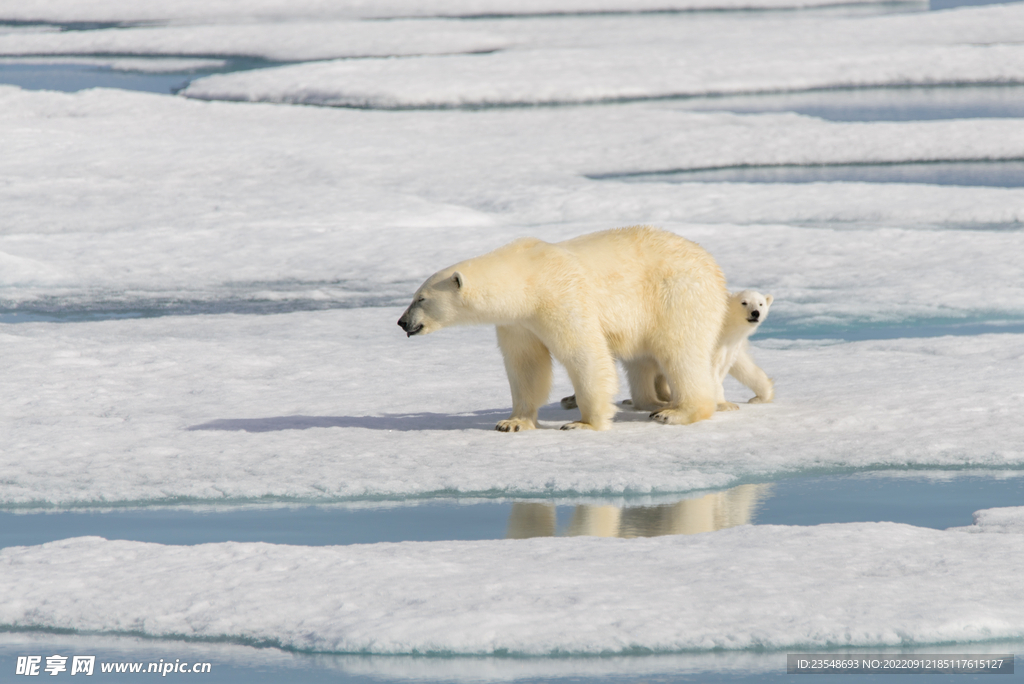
397,270,464,337
730,289,773,327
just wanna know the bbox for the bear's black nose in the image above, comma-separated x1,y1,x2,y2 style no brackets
750,310,760,319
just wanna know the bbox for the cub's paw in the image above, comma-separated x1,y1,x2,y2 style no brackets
495,419,536,432
748,395,773,404
560,394,578,410
717,401,740,412
560,421,596,430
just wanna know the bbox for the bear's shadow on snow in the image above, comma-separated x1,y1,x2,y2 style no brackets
186,404,609,433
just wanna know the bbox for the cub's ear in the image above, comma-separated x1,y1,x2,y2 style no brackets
765,294,774,306
451,272,464,290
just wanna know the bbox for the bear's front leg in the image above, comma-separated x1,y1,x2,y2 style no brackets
559,340,618,431
496,325,552,432
729,348,774,404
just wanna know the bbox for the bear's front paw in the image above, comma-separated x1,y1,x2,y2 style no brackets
560,394,578,410
560,421,596,430
748,396,773,404
717,401,740,411
495,419,535,432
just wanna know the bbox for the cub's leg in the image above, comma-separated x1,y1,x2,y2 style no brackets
729,347,774,404
713,346,739,411
562,359,663,412
623,357,668,411
495,325,552,432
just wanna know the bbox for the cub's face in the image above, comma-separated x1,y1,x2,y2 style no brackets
397,270,464,337
733,289,773,326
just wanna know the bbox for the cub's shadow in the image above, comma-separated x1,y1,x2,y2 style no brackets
187,404,584,433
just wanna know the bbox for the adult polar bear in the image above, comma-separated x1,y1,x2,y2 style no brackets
397,226,728,431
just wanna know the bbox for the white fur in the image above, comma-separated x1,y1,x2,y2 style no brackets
398,226,728,431
710,289,774,410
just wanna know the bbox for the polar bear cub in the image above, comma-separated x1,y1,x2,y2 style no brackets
710,289,774,410
561,289,773,412
397,226,728,432
650,289,774,410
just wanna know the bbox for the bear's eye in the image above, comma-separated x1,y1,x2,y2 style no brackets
417,297,426,303
741,301,747,306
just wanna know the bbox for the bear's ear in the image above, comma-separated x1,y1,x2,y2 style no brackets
451,272,464,290
765,294,774,306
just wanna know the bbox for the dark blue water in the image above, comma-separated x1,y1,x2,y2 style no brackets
0,62,199,94
594,160,1024,188
674,85,1024,122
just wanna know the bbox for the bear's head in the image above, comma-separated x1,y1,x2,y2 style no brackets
397,269,465,337
731,289,773,327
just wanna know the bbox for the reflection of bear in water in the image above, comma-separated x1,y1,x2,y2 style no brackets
398,226,728,431
505,484,772,539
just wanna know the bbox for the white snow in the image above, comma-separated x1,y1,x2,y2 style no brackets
1,524,1022,655
2,87,1024,322
178,6,1024,106
951,506,1024,534
0,0,925,25
0,21,512,62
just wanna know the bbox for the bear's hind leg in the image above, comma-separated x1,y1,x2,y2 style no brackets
649,341,718,426
496,325,552,432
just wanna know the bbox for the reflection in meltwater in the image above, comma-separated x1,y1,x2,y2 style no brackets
506,484,772,539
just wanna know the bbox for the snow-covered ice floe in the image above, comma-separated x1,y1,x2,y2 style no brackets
178,6,1024,107
1,309,1022,508
1,519,1021,655
950,506,1024,534
0,22,512,63
2,87,1024,317
0,0,928,25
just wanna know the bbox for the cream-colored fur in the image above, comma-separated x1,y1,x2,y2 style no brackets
563,288,774,413
398,226,728,431
708,289,774,410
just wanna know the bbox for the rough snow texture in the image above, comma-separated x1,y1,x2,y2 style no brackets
0,21,512,62
951,506,1024,534
2,86,1024,322
178,6,1024,106
0,0,926,24
1,524,1022,655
